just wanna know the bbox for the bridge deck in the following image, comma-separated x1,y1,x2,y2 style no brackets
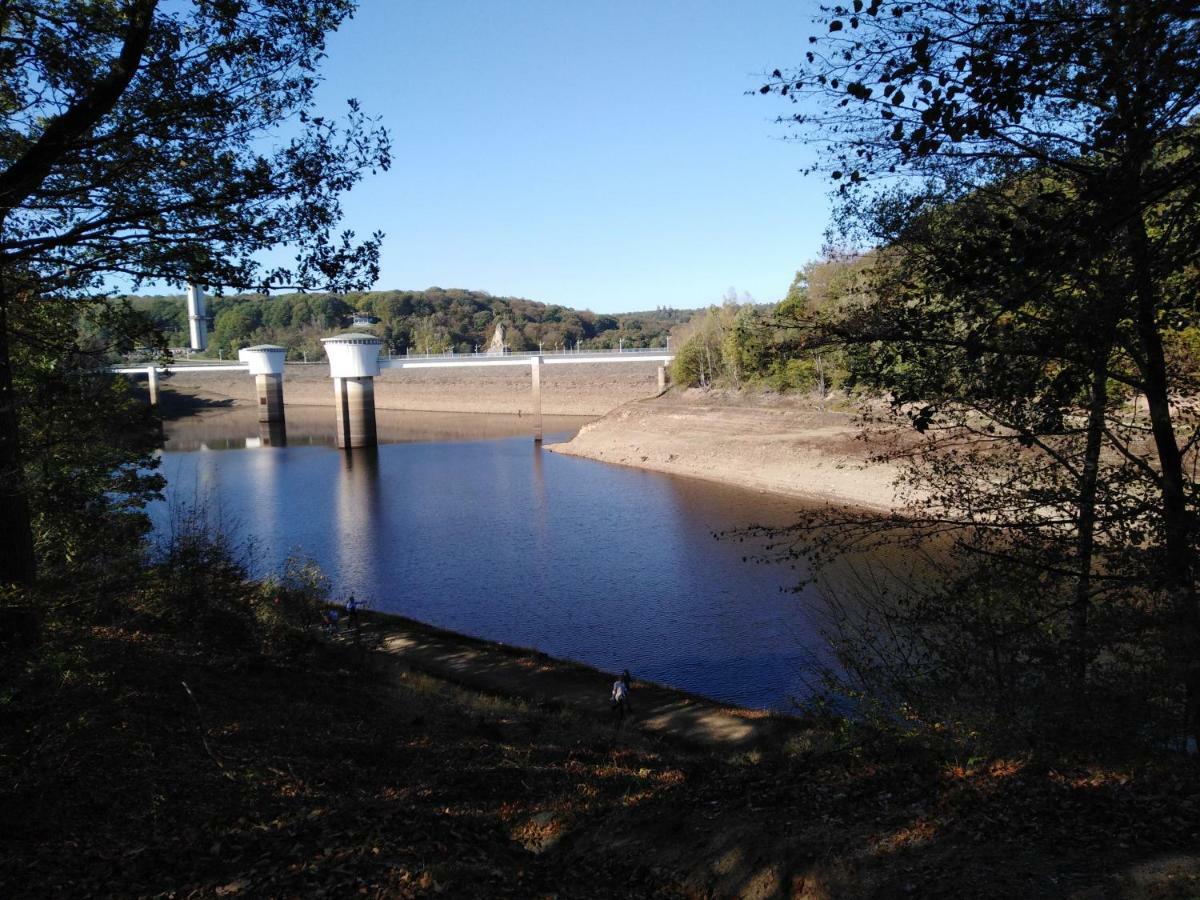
113,348,673,375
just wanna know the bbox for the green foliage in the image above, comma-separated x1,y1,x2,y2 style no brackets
152,501,327,656
11,298,164,579
761,0,1200,752
152,500,253,644
254,555,330,654
129,289,693,360
1,0,392,584
211,303,263,354
668,303,738,388
2,1,390,299
409,313,451,354
668,263,860,394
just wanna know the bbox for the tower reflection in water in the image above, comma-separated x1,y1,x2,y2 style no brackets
245,435,284,543
335,447,383,600
258,420,287,447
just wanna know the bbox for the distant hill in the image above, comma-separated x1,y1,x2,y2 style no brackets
128,289,696,360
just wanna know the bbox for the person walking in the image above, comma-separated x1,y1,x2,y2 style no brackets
611,669,632,726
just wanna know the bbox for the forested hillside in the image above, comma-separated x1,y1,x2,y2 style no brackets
130,289,693,360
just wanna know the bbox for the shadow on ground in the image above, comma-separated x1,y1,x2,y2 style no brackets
156,387,237,419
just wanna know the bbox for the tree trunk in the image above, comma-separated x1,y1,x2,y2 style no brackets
814,351,826,409
1127,214,1199,744
0,275,36,585
1071,342,1110,683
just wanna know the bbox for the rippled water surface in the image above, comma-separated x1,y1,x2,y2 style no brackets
154,408,831,709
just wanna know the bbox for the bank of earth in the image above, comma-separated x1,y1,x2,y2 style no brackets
5,608,1198,899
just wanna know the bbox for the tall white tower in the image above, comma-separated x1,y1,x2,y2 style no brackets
186,283,208,351
322,332,383,448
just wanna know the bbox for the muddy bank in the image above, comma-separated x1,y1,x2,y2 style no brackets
157,361,664,417
545,390,906,511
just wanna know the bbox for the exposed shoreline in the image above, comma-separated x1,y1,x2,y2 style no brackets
365,609,800,750
545,389,905,511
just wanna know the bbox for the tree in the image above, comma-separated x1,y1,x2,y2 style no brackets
761,1,1200,745
783,182,1176,746
13,297,164,585
410,314,450,355
0,1,391,584
209,302,262,355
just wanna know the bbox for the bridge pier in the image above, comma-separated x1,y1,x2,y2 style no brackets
333,376,377,448
657,365,667,393
238,345,287,424
146,366,159,406
256,374,284,422
322,333,383,449
531,355,543,443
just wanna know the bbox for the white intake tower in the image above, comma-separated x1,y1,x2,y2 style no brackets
321,332,383,448
237,344,287,424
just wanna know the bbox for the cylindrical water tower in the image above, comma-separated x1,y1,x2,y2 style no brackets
321,332,383,449
237,344,287,424
186,284,208,352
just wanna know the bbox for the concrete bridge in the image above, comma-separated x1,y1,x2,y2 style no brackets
113,337,674,448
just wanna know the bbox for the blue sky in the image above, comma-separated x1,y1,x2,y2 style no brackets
310,1,828,313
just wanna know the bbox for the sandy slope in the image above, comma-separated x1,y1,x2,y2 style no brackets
546,390,906,511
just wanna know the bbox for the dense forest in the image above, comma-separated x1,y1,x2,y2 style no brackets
129,289,694,361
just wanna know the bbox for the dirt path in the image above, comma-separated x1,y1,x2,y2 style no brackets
356,613,800,753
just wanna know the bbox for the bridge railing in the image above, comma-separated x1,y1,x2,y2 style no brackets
109,346,674,374
390,347,670,362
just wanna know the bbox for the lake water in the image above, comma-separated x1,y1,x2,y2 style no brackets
153,408,834,710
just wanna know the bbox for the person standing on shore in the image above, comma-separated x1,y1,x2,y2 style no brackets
346,593,359,630
611,669,632,726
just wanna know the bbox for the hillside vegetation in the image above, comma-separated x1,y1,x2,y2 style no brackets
668,256,869,394
129,289,693,361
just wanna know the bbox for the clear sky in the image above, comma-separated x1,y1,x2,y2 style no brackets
309,0,828,313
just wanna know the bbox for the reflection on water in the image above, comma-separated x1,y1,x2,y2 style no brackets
154,408,832,710
259,421,287,447
164,407,587,451
336,448,383,591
